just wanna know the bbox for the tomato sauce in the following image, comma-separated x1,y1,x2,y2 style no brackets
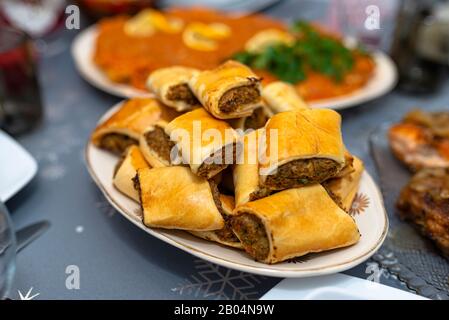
94,7,375,102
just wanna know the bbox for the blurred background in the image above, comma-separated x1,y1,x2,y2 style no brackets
1,0,448,135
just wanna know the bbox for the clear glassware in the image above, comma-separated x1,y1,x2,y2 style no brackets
0,26,43,135
0,201,16,299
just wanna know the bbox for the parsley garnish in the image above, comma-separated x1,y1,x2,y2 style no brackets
233,21,359,84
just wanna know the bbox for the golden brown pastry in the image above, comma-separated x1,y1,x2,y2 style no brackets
113,145,150,202
139,121,175,167
92,98,180,155
190,194,243,249
233,129,270,206
135,166,224,231
231,185,360,263
260,109,345,191
165,108,240,179
146,66,200,112
333,150,355,179
188,60,262,119
323,156,364,212
262,81,309,113
229,104,273,131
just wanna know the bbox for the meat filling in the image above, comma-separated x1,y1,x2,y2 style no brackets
231,213,269,261
244,107,269,130
249,187,272,202
132,174,143,214
197,144,237,179
144,126,175,163
218,84,260,113
264,158,341,190
100,133,137,155
208,180,239,243
166,83,199,106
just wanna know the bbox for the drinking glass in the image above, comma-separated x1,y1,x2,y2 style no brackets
0,26,43,135
0,201,16,300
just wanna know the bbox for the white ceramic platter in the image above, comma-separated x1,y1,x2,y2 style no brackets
85,103,388,278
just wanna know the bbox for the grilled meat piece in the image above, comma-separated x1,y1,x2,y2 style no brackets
397,168,449,257
388,109,449,171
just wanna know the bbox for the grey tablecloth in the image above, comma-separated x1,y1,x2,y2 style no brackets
6,0,448,299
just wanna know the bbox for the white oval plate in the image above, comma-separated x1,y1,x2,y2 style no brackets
72,26,397,111
85,102,388,278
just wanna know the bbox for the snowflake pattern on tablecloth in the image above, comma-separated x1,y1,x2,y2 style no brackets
95,200,116,217
40,162,67,181
172,259,264,300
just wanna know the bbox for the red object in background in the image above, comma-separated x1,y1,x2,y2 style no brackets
77,0,156,19
0,26,43,135
0,0,66,39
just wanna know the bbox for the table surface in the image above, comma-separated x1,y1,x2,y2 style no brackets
6,0,449,300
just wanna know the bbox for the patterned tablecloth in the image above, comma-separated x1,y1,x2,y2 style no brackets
6,0,447,299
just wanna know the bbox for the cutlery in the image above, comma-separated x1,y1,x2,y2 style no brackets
15,220,50,253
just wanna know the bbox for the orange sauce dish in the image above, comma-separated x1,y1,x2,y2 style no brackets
94,7,375,102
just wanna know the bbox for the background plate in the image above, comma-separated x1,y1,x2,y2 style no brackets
72,26,397,111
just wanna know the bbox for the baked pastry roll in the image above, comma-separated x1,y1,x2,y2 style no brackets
333,151,355,179
323,156,364,212
190,194,243,249
233,129,270,206
113,145,150,202
147,66,200,112
262,81,309,113
188,60,262,119
165,108,240,179
139,121,175,168
231,185,360,263
229,104,273,131
135,166,224,231
260,109,345,191
92,98,179,155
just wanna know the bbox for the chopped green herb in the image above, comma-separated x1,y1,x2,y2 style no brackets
233,21,364,84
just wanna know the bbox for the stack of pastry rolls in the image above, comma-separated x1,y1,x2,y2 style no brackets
91,60,363,264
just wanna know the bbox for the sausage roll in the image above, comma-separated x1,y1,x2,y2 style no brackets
229,104,273,131
323,156,364,212
262,81,309,113
135,166,224,231
190,193,243,249
165,108,240,179
231,185,360,263
139,121,175,168
260,109,345,191
188,60,262,119
92,98,179,155
233,129,270,206
113,146,150,202
146,66,200,112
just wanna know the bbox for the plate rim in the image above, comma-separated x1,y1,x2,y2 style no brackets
72,25,398,111
85,109,389,277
